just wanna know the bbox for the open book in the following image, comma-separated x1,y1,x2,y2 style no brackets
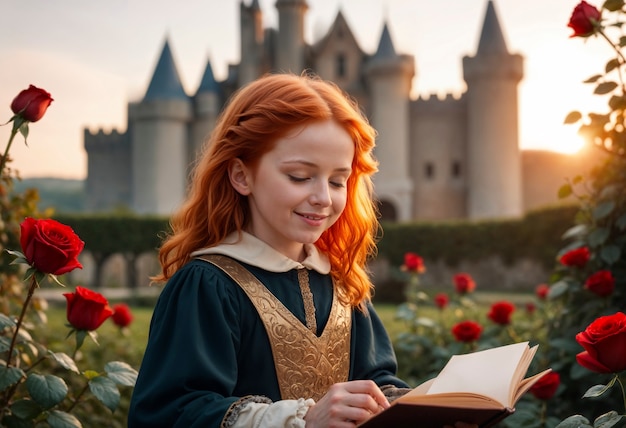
359,342,551,428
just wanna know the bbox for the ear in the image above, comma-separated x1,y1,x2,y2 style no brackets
228,158,252,196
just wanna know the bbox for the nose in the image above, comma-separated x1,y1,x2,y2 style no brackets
310,180,332,207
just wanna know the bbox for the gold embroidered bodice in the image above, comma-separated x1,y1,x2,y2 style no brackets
198,254,352,401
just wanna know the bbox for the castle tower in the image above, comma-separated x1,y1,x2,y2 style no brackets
239,0,263,85
462,0,524,219
365,22,415,221
129,38,192,215
274,0,308,73
191,58,222,164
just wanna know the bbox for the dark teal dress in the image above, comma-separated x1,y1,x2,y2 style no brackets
128,259,408,428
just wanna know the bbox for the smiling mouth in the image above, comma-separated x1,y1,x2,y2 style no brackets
297,213,327,221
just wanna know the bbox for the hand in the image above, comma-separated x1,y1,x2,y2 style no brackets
304,380,389,428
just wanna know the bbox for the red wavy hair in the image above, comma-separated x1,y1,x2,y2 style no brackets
155,73,379,308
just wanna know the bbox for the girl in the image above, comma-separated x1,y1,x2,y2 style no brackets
128,73,475,428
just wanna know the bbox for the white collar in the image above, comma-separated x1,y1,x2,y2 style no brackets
190,231,331,274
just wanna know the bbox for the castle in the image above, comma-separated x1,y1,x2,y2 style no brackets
84,0,587,221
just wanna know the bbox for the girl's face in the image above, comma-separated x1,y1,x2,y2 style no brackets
233,119,354,262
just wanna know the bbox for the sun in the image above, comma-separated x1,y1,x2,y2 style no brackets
540,124,587,154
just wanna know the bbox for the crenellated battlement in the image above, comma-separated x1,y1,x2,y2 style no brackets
84,127,129,150
414,92,466,113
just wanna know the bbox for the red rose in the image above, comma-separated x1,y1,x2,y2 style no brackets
567,1,601,38
576,312,626,373
63,286,114,331
453,273,476,294
585,270,615,297
20,217,85,275
525,302,536,314
530,371,560,400
434,293,449,309
451,320,482,343
402,252,425,273
10,85,53,122
488,301,516,325
559,247,591,267
535,283,550,300
111,303,133,328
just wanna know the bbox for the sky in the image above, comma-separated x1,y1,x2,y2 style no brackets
0,0,615,179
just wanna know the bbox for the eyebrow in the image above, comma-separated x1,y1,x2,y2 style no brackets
281,159,352,173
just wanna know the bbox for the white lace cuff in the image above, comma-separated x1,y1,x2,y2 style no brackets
230,398,315,428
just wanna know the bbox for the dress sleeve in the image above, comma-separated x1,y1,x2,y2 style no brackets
128,261,248,428
350,301,411,389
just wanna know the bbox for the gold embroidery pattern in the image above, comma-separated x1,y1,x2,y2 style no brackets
199,255,351,402
297,268,317,334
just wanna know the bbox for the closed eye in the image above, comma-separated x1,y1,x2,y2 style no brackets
288,175,309,183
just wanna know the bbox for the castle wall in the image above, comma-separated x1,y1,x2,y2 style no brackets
411,95,468,220
464,54,524,219
130,100,191,215
84,128,132,212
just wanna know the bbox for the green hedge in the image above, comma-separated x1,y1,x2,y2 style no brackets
51,205,578,288
377,204,579,270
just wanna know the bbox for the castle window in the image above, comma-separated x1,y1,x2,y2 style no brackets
336,54,347,78
425,162,435,179
452,161,462,178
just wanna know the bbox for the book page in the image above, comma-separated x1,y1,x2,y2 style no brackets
425,342,531,406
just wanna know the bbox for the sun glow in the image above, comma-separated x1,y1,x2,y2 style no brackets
540,124,587,154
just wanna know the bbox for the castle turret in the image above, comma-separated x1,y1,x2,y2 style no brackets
462,0,523,219
274,0,308,73
239,0,264,85
365,22,415,221
129,38,192,215
191,58,221,164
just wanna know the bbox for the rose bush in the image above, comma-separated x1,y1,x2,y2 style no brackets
111,303,134,329
575,312,626,374
452,273,475,294
0,86,137,427
20,217,84,276
487,301,516,326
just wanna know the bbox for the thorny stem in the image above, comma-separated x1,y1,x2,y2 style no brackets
6,276,38,369
616,374,626,416
66,382,90,413
0,126,18,178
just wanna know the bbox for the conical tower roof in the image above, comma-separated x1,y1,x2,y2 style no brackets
196,57,221,95
373,22,397,60
144,38,188,101
476,1,509,55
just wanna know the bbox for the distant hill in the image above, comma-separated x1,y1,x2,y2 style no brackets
12,177,85,213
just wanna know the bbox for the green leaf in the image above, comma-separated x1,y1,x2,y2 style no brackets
616,213,626,231
589,227,610,247
600,245,621,265
558,183,573,199
595,81,618,95
49,352,79,374
10,399,43,419
605,58,620,73
555,415,591,428
593,410,624,428
548,280,569,299
564,111,582,124
583,74,603,83
621,35,626,47
105,361,138,387
608,94,626,110
26,374,68,409
0,313,16,330
603,0,625,12
592,200,615,220
89,376,120,412
18,122,29,145
0,366,25,391
562,224,587,240
1,414,35,428
583,382,614,398
47,410,82,428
